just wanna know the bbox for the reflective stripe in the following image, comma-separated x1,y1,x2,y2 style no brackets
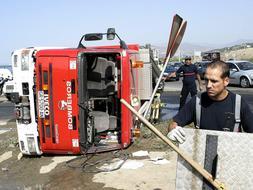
195,93,201,128
183,72,195,76
233,94,241,132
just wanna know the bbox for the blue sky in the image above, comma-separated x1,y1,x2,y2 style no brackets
1,0,253,65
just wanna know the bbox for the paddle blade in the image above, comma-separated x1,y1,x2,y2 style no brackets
170,21,187,58
165,14,183,59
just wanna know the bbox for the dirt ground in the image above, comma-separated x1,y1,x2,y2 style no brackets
0,120,178,190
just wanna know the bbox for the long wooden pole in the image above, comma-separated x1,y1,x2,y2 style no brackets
121,99,226,190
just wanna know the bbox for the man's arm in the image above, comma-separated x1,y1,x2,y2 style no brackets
176,66,183,74
196,73,203,91
194,65,204,91
241,98,253,132
168,96,196,132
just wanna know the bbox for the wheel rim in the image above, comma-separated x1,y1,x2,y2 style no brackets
241,77,250,88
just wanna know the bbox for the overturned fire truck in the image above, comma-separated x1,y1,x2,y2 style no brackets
11,29,163,155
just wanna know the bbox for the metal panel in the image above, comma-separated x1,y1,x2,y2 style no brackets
139,48,150,62
176,128,253,190
137,49,152,100
137,63,152,100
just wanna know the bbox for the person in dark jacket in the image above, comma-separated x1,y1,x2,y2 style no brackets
167,60,253,144
177,56,203,110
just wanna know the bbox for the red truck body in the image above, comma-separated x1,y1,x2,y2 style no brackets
35,45,141,154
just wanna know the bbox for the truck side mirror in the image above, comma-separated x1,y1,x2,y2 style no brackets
107,28,115,40
84,33,103,41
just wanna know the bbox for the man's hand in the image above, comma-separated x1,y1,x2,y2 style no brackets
169,72,176,78
167,126,186,144
199,84,204,91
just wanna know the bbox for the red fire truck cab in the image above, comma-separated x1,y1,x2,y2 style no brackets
35,31,143,154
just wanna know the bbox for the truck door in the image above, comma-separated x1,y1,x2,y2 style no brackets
36,56,80,154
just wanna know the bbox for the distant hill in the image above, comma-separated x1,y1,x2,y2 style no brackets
152,40,253,62
222,39,253,47
152,42,214,58
212,43,253,52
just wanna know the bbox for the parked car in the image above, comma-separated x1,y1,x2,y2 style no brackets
195,61,211,79
2,80,15,101
173,62,183,70
172,62,183,76
163,65,180,81
0,68,13,96
226,60,253,88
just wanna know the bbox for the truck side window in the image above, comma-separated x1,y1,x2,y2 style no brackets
43,71,48,84
14,55,18,67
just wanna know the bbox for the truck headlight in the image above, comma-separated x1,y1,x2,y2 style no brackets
27,137,36,153
5,84,14,93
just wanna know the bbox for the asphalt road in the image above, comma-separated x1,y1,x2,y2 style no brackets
0,97,15,126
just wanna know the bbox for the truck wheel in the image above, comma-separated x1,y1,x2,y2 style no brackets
240,77,250,88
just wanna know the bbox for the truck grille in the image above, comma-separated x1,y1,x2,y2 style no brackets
5,85,14,92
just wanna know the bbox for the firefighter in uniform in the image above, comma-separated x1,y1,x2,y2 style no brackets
177,56,203,110
167,60,253,144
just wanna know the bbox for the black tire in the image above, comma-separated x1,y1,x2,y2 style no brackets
5,94,11,101
240,77,250,88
